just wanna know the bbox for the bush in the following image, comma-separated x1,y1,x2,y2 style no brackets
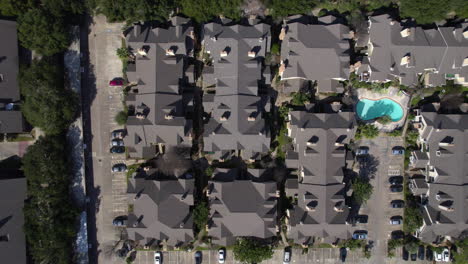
270,43,280,55
233,237,273,264
19,59,78,135
339,239,364,250
352,177,373,205
115,111,128,125
290,92,311,106
23,136,78,264
18,8,70,56
193,201,210,232
117,47,131,60
376,115,392,125
355,124,379,140
388,129,402,137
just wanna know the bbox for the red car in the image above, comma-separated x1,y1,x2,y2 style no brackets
109,79,124,86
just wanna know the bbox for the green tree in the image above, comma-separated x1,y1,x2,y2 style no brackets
355,124,379,139
92,0,176,22
376,115,392,125
290,92,311,106
115,110,128,125
404,241,419,253
352,177,373,204
18,8,70,56
403,206,422,233
265,0,314,19
453,238,468,264
117,47,131,60
41,0,85,17
180,0,243,22
19,59,78,135
22,136,78,264
193,201,210,231
233,237,274,264
0,0,34,16
400,0,450,24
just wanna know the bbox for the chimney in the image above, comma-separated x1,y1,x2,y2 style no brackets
220,50,228,57
400,28,411,38
400,55,411,66
389,20,395,25
248,51,256,58
166,48,175,56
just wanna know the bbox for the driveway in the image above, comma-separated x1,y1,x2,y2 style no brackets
357,136,405,263
83,14,127,264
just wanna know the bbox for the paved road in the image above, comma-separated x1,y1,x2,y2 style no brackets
357,136,405,264
82,14,126,264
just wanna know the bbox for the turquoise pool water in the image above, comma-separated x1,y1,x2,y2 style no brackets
356,98,404,122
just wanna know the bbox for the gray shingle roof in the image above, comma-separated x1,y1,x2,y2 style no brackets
207,168,277,246
124,17,195,158
0,20,25,133
0,172,26,264
127,173,194,247
202,21,271,160
285,105,356,244
361,15,468,87
411,111,468,243
280,15,350,93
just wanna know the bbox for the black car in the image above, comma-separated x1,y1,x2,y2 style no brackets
112,163,127,172
389,176,403,185
402,247,409,261
194,251,202,264
390,185,403,192
391,230,404,240
410,252,417,261
426,246,433,261
391,200,405,208
340,247,347,262
418,245,425,260
112,216,128,226
110,146,125,153
355,215,368,224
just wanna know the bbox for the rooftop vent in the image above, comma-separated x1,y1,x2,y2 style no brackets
248,51,256,58
164,114,174,120
220,50,228,57
136,113,146,119
463,57,468,67
400,55,411,66
400,28,411,38
137,47,148,56
210,36,217,42
463,30,468,39
166,48,175,56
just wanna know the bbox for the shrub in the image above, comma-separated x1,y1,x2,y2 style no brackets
376,115,392,125
115,111,128,125
355,124,379,140
270,43,280,55
290,92,311,106
233,237,273,264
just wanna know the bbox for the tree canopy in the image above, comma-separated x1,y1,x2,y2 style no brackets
18,8,70,56
400,0,450,25
453,238,468,264
90,0,176,22
355,124,379,139
265,0,314,19
0,0,33,16
193,201,210,231
19,59,78,135
233,237,274,264
180,0,243,22
352,177,373,204
22,136,78,264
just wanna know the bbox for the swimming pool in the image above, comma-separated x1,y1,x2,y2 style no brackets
356,98,404,122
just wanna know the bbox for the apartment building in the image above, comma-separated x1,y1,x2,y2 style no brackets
409,109,468,244
284,103,356,245
124,17,195,159
202,19,272,161
357,15,468,87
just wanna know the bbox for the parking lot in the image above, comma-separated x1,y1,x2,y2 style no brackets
134,248,373,264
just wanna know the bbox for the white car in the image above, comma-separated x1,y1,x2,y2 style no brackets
218,248,225,263
434,248,450,262
154,251,162,264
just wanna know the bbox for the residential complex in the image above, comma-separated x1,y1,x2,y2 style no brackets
123,17,195,159
285,103,356,245
357,14,468,87
126,166,195,247
280,15,350,93
206,168,278,246
0,20,26,133
202,19,272,161
409,108,468,244
0,168,27,264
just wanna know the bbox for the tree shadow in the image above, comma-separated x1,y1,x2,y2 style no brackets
358,154,379,180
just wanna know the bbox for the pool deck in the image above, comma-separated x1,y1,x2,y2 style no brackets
356,87,410,132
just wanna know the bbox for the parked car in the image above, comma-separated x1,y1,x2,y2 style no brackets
355,215,368,224
109,78,124,86
425,246,433,261
340,247,347,262
435,250,443,262
389,176,403,185
154,251,162,264
390,185,403,192
392,147,405,155
194,251,202,264
110,146,125,154
391,230,404,240
390,216,403,225
283,249,291,264
112,216,128,226
390,200,405,208
356,147,369,155
418,245,425,260
352,231,368,240
111,139,124,146
112,129,125,139
402,247,409,261
112,163,127,172
218,249,225,264
442,248,450,262
410,252,417,261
